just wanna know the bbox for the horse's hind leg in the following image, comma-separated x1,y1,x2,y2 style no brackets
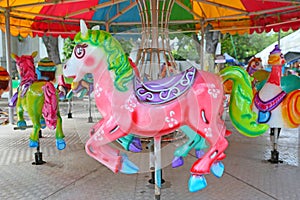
55,112,66,150
85,117,139,174
28,113,42,148
188,131,228,192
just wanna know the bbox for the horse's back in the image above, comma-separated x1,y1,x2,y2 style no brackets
22,81,49,111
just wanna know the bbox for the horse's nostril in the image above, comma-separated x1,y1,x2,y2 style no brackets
63,65,67,69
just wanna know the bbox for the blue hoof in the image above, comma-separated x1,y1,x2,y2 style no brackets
188,175,207,192
195,149,205,159
120,153,139,174
29,140,38,148
17,121,27,129
56,139,66,150
210,161,224,178
172,156,184,168
40,119,46,129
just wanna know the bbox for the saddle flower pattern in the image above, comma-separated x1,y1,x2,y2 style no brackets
208,84,220,99
165,111,178,128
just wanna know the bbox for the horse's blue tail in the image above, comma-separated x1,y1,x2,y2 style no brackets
42,82,58,129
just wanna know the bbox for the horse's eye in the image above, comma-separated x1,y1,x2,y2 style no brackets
74,45,86,59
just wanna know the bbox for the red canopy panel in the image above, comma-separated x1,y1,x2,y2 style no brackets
242,0,300,33
31,0,98,38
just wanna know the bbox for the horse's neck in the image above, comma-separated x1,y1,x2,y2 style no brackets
267,65,282,86
93,68,133,116
20,75,37,86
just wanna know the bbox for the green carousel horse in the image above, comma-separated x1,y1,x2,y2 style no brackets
10,52,66,150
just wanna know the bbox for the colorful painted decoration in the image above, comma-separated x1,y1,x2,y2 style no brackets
0,66,10,97
63,20,268,192
253,45,300,128
36,57,57,81
246,57,263,76
10,52,66,150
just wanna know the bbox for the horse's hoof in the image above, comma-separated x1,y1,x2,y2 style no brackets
120,153,139,174
129,138,142,152
195,149,205,159
56,139,66,150
210,161,224,178
40,119,46,129
172,156,184,168
29,140,38,148
188,175,207,192
17,121,27,129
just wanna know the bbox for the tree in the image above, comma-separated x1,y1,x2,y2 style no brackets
220,30,294,63
42,36,61,65
62,37,75,61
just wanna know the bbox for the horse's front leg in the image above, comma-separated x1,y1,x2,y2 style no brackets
55,112,66,150
89,119,104,137
172,126,208,168
85,117,139,174
91,119,142,153
188,126,228,192
16,96,26,128
28,114,42,148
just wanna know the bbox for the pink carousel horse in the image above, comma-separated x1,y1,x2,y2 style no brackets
63,20,268,192
253,45,300,162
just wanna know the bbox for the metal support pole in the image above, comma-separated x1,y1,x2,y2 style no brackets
32,136,46,165
67,98,72,118
268,127,282,164
277,31,281,49
4,8,14,124
88,92,93,123
200,19,205,70
154,136,161,200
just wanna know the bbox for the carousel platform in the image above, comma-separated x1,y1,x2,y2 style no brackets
0,97,299,200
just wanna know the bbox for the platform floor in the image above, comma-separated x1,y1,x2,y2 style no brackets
0,98,299,200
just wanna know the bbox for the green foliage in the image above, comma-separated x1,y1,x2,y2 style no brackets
117,38,134,56
171,34,200,61
62,37,75,61
220,30,294,62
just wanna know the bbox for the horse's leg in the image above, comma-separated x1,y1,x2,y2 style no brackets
188,125,228,192
85,117,139,174
172,126,208,168
28,112,42,148
89,119,104,137
117,134,142,153
16,96,26,128
91,119,142,152
40,116,46,129
55,111,66,150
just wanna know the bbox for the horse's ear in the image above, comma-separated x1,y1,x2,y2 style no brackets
80,19,88,37
32,51,38,58
91,25,100,30
11,53,18,61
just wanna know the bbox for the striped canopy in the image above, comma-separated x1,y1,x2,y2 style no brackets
1,0,300,38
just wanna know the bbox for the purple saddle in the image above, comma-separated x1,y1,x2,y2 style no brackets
134,67,197,104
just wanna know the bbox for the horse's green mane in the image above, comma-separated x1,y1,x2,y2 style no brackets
74,29,133,92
